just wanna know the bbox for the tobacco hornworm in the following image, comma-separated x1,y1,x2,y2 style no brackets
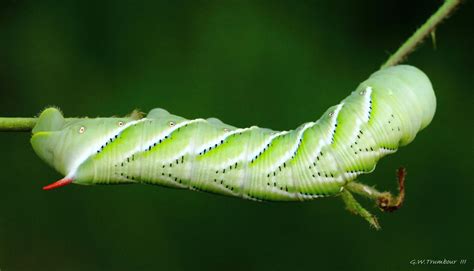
31,65,436,202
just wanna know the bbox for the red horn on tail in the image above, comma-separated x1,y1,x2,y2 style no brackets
42,177,73,190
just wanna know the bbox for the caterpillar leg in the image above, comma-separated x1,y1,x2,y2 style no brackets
340,189,380,230
345,167,406,212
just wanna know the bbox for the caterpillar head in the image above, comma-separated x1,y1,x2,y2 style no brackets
31,107,131,190
361,65,436,146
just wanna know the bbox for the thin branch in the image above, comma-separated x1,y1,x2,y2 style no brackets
0,0,463,132
0,118,37,132
345,167,406,213
381,0,461,68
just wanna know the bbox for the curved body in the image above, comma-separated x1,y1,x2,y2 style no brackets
31,65,436,201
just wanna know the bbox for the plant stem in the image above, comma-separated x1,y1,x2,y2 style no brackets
0,118,37,132
341,189,380,230
381,0,461,68
0,1,462,132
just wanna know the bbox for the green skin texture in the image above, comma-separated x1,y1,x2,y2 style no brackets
31,65,436,201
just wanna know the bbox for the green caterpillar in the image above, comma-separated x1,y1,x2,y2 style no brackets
31,65,435,202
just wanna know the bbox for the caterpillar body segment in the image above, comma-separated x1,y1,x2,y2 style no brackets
31,65,436,202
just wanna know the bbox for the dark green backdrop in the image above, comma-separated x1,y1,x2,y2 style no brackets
1,1,472,270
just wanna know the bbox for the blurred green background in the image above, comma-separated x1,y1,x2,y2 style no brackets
0,0,473,270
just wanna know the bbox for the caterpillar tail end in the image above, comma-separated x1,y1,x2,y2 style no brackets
42,177,73,190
